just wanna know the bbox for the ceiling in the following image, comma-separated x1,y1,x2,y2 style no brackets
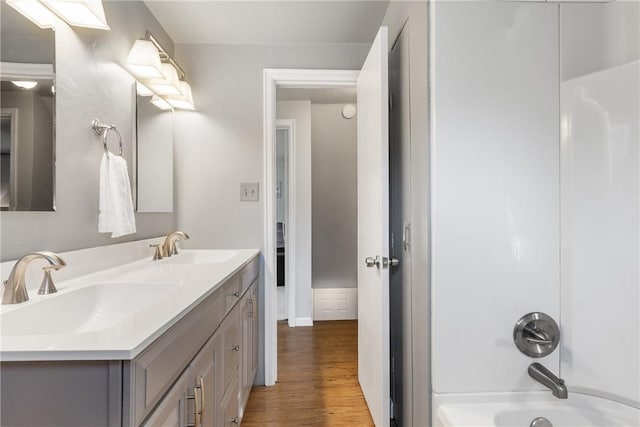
143,1,390,45
277,87,356,103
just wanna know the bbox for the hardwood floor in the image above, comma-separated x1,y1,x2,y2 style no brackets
242,320,374,426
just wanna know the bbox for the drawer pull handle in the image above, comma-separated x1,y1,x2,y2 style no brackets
199,376,205,421
194,380,203,427
228,291,239,297
248,299,253,318
229,417,239,425
230,344,240,352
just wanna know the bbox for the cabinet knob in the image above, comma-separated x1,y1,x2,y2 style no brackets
229,344,240,352
228,291,239,297
229,417,239,425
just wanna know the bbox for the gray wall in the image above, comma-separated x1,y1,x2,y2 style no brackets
173,43,370,383
381,1,431,425
0,1,177,261
311,103,357,289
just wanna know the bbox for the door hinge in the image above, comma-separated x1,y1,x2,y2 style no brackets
402,221,410,251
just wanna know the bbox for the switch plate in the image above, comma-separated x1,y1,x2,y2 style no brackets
240,183,259,201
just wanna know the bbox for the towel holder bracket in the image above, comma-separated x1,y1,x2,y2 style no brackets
92,118,123,156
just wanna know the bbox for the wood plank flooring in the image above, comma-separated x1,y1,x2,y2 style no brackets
242,320,374,426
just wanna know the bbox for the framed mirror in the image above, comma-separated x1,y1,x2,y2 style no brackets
0,2,55,211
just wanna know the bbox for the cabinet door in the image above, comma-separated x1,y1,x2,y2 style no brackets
250,282,259,380
189,334,219,427
239,280,259,417
221,304,241,393
221,378,239,427
141,367,190,427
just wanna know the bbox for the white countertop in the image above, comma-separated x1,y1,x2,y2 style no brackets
0,248,259,361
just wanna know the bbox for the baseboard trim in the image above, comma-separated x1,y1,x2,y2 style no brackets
295,317,314,327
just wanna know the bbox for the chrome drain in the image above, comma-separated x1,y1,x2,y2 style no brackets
530,417,553,427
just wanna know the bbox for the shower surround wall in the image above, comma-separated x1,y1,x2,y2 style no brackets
431,1,561,394
432,0,639,412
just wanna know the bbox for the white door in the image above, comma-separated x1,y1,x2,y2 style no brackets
357,26,389,427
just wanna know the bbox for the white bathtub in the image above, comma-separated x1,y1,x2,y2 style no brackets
434,392,640,427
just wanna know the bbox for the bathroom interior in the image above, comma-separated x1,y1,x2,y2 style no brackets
0,1,638,427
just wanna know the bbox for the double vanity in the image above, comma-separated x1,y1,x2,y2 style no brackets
0,239,260,427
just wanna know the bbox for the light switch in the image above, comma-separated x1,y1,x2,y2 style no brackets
240,183,259,201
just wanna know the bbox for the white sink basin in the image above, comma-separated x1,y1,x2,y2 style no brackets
1,282,179,336
163,250,239,265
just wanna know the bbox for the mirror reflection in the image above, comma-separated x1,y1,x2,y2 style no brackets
136,90,174,213
0,2,55,211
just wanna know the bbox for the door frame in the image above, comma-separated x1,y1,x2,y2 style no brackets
275,119,295,326
263,68,359,385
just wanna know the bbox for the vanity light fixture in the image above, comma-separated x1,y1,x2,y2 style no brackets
11,81,39,89
130,31,195,111
40,0,110,30
127,40,164,79
8,0,110,30
6,0,57,29
150,95,173,111
148,63,183,96
166,81,195,110
136,82,154,97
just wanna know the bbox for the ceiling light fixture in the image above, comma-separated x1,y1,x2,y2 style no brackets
6,0,57,29
40,0,110,30
11,81,39,89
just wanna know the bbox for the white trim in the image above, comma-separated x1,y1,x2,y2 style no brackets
276,119,297,328
0,62,54,81
263,68,359,386
294,317,314,327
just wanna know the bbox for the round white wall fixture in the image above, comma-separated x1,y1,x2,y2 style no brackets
342,104,356,119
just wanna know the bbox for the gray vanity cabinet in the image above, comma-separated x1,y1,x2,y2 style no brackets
0,255,259,427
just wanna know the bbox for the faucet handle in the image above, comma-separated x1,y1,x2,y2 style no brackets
150,244,163,261
37,265,63,295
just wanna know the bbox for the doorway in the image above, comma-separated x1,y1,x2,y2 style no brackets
263,69,360,386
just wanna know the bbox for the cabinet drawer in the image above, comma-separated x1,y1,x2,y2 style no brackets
222,274,241,314
131,289,223,425
240,256,259,294
140,366,189,427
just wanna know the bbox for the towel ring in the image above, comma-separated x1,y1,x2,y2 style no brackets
92,118,123,156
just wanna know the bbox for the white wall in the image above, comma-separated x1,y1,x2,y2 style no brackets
311,103,357,290
276,100,312,324
431,1,560,394
173,43,369,383
560,2,640,406
0,1,177,261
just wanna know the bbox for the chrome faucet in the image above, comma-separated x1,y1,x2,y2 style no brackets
528,362,568,399
2,251,67,305
162,231,190,257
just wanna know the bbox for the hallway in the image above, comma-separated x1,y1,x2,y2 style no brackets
242,320,374,426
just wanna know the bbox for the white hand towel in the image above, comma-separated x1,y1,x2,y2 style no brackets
98,152,136,238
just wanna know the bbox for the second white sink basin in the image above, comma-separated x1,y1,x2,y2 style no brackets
1,282,179,336
163,250,239,265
